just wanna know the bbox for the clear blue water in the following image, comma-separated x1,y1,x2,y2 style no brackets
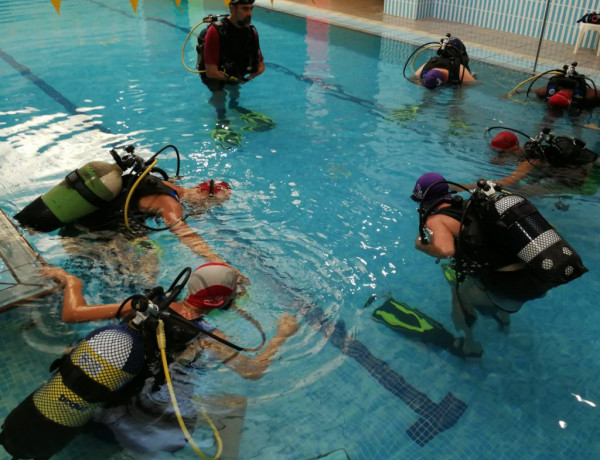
1,1,599,459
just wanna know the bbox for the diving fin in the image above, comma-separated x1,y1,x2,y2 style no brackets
211,120,243,147
372,298,467,357
232,107,276,132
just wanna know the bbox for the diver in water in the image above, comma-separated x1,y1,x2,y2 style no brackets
402,172,587,357
41,262,299,457
15,146,249,285
508,62,600,111
473,128,600,196
412,35,476,88
196,0,273,144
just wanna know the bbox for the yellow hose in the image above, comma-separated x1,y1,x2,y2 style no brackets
181,19,213,74
124,159,158,232
411,44,440,74
157,319,223,460
507,71,563,99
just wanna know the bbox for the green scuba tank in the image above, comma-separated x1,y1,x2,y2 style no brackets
15,161,123,232
0,323,146,459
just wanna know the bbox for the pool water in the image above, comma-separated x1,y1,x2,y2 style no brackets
1,1,599,459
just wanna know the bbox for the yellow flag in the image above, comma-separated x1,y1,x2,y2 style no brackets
50,0,61,14
223,0,231,6
129,0,139,13
174,0,183,11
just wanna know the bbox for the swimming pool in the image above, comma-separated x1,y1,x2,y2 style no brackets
1,0,599,459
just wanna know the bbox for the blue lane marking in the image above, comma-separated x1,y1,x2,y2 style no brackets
304,306,467,446
0,48,111,134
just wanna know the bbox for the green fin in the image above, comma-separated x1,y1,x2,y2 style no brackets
441,262,458,285
388,105,419,123
232,107,276,132
372,298,458,352
211,123,243,147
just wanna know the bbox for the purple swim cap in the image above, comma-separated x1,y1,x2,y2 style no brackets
412,172,451,204
422,70,445,89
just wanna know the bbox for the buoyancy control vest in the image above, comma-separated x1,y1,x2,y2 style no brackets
524,135,599,167
422,57,462,83
196,17,260,79
76,174,179,231
546,73,587,105
434,201,518,272
437,36,470,70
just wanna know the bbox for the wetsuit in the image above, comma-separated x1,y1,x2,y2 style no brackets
198,18,262,91
421,57,463,84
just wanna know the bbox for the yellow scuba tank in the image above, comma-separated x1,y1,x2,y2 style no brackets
15,161,124,232
0,323,145,459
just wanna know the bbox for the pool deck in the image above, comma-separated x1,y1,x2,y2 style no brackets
256,0,600,81
0,209,54,312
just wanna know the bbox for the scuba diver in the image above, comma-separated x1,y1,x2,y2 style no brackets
24,262,300,457
406,34,476,89
191,0,274,146
14,144,249,285
507,62,600,110
374,172,587,358
476,127,600,196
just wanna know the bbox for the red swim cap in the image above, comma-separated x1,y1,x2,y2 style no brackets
548,90,572,109
490,131,519,151
197,180,231,196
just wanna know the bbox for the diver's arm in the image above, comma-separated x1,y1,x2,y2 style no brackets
415,215,457,259
413,64,425,79
205,63,241,81
41,267,132,323
140,193,249,285
199,314,299,380
491,160,536,188
459,66,477,82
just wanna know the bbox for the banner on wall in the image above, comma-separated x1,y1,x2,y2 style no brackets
49,0,274,15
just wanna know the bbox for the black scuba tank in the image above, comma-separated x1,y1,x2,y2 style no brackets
487,192,588,286
0,323,145,459
15,161,123,232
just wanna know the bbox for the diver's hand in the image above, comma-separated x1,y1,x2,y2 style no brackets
236,272,250,287
40,266,75,285
276,314,300,338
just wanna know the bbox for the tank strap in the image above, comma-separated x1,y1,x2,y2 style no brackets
495,199,541,231
59,357,114,403
65,170,111,209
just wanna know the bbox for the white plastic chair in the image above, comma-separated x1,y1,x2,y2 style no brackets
573,22,600,56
